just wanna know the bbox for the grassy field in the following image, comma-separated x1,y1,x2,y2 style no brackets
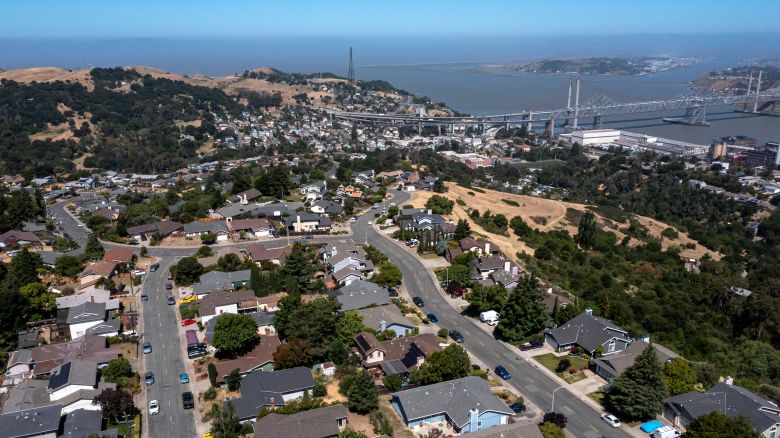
534,353,590,384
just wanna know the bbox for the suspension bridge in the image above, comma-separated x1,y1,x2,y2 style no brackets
328,75,780,136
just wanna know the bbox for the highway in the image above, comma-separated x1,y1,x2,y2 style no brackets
351,190,630,438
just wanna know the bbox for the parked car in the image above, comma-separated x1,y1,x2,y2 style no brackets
182,391,194,409
165,282,173,290
180,295,196,304
302,235,313,240
426,313,438,323
519,340,544,351
494,365,511,380
180,373,190,384
449,330,464,343
412,296,424,307
149,399,160,415
387,287,398,297
601,413,621,428
144,372,155,386
143,342,152,354
140,293,148,302
149,263,160,272
508,402,526,414
471,364,481,371
167,296,175,305
181,319,197,327
350,217,357,223
652,426,681,438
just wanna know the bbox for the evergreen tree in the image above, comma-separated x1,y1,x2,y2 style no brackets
453,219,472,241
412,344,472,385
7,248,42,288
347,370,379,413
250,263,263,296
604,345,668,421
575,211,597,249
663,358,698,395
84,234,105,260
495,277,549,342
280,244,313,289
210,402,242,438
273,293,302,339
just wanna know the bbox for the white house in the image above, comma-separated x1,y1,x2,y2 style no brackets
66,302,107,339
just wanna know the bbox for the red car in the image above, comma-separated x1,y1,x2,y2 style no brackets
181,319,197,327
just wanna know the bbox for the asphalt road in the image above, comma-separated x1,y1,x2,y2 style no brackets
351,190,631,438
140,257,197,437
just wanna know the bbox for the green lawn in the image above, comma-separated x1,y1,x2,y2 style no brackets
587,391,605,406
533,353,590,383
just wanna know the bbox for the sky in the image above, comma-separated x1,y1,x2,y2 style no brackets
2,0,779,39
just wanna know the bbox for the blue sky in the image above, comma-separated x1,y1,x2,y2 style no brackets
2,0,778,39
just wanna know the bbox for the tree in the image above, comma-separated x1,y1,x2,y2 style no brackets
425,195,454,214
284,298,340,360
101,358,132,388
84,234,105,260
19,283,56,321
339,429,369,438
373,262,402,287
383,374,402,392
273,293,301,338
200,232,216,245
328,340,350,365
55,255,83,278
495,278,549,342
273,339,313,369
465,284,507,315
208,363,218,387
7,248,42,288
543,412,567,429
250,262,262,295
173,256,203,285
433,179,446,193
336,310,367,344
454,219,472,241
225,369,241,391
280,244,314,289
210,402,242,438
510,216,532,237
211,314,259,357
412,344,472,385
604,345,668,421
539,422,566,438
217,253,245,271
664,358,697,395
575,211,597,249
682,412,760,438
93,388,135,422
197,245,213,257
347,370,379,413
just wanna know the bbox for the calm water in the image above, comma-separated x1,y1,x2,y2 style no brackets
2,35,779,144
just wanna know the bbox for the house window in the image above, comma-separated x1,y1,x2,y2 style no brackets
608,340,616,352
477,421,483,428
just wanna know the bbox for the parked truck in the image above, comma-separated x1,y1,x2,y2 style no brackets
652,426,681,438
479,310,499,326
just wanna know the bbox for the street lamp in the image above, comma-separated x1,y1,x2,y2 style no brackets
551,386,565,413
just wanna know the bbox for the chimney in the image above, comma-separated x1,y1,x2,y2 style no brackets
379,320,387,332
270,397,276,410
504,261,511,272
469,408,480,433
511,266,518,276
484,242,490,254
427,209,432,215
585,308,593,315
240,193,248,205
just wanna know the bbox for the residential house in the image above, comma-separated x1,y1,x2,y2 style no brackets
207,335,281,384
664,382,780,437
252,404,349,438
257,292,286,312
354,332,442,376
332,280,390,311
446,238,499,262
244,244,291,266
300,181,327,202
230,367,315,422
126,220,182,242
469,255,520,284
67,302,111,339
593,339,679,383
184,220,230,241
251,312,276,336
396,209,447,234
311,200,344,217
322,243,374,281
102,247,134,264
5,350,35,384
282,213,332,233
0,230,41,250
55,288,119,311
0,404,62,438
23,334,120,377
357,305,414,337
199,290,258,325
229,218,273,238
391,376,514,434
61,409,116,438
78,261,116,285
544,309,632,356
192,269,252,299
228,188,263,204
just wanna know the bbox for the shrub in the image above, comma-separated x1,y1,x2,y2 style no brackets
437,328,449,338
203,387,217,401
555,358,571,373
502,199,520,207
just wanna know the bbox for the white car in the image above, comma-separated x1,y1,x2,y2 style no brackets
601,413,621,428
149,399,160,415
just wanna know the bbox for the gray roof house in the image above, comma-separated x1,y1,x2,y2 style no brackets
391,376,514,434
61,408,118,438
544,309,632,356
311,200,344,216
252,404,348,438
282,213,332,233
664,382,780,436
230,366,315,421
332,280,390,311
357,304,414,337
593,339,679,382
192,269,252,297
183,220,230,237
0,404,62,438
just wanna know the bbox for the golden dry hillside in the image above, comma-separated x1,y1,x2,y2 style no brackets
410,183,721,264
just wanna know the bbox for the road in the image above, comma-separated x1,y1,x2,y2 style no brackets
139,256,197,437
351,190,630,438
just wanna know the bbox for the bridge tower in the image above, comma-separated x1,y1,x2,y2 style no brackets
572,78,581,129
677,100,708,125
753,70,763,112
593,115,602,129
744,72,754,111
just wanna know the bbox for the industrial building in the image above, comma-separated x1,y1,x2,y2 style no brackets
560,129,708,157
